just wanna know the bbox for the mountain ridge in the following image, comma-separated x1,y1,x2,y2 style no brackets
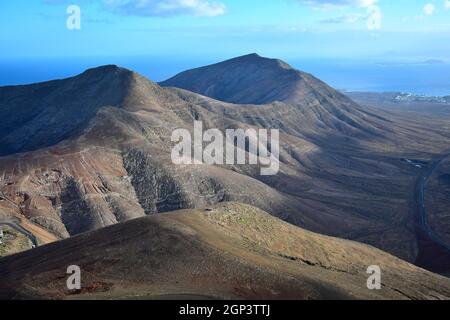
1,57,450,271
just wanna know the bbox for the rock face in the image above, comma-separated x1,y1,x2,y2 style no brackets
2,203,450,300
1,56,450,269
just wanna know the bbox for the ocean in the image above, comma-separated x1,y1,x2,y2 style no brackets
1,57,450,96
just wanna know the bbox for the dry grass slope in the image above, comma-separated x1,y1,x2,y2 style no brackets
1,203,450,300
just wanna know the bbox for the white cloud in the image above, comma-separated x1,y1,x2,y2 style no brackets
366,4,381,30
46,0,226,17
103,0,226,17
307,0,381,30
424,3,435,15
357,0,377,7
445,0,450,9
319,12,366,23
299,0,377,9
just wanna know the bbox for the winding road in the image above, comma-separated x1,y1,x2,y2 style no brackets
0,221,38,248
416,153,450,248
414,152,450,272
0,190,39,249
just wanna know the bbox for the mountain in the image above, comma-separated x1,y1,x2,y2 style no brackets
163,55,450,268
0,65,173,156
161,54,450,146
0,64,316,240
1,57,450,274
2,202,450,300
160,53,381,139
161,53,336,105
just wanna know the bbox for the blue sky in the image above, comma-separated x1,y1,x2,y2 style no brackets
1,0,450,61
2,0,450,95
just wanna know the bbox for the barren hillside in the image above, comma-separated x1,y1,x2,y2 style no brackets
1,203,449,300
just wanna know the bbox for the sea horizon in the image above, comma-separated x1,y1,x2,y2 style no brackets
2,56,450,97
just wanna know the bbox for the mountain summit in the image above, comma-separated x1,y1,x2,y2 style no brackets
160,53,344,105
